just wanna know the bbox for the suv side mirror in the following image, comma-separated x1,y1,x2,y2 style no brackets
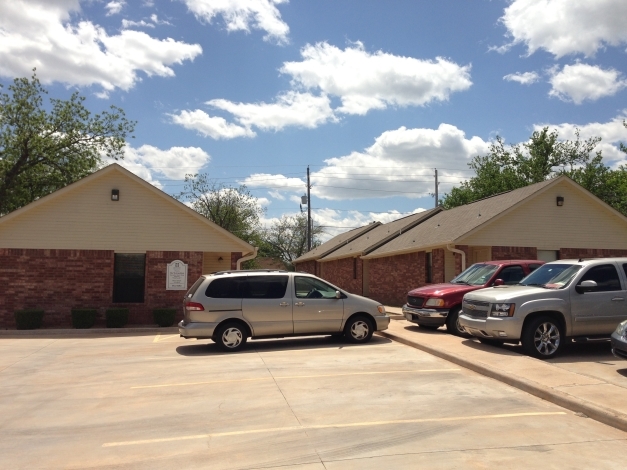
493,279,504,286
335,290,342,299
576,280,597,294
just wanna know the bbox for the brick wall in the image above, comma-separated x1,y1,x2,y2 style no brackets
295,260,317,275
0,248,203,329
454,245,469,275
230,252,242,270
368,252,426,306
432,248,445,284
321,258,363,295
559,248,627,259
492,246,538,260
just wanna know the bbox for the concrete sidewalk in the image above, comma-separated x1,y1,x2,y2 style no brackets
379,307,627,433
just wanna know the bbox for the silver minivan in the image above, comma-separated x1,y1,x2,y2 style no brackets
179,270,390,351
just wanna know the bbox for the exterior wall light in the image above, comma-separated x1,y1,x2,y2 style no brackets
556,196,564,206
111,189,119,201
218,256,223,261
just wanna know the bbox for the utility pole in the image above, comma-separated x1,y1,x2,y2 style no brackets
434,168,439,208
307,165,311,251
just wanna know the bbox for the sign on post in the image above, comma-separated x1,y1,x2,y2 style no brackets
166,260,188,290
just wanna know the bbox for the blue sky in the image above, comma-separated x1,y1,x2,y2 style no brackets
1,0,626,238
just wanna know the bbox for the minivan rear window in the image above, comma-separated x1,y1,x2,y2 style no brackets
185,276,206,299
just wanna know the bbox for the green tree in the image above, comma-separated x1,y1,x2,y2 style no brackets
261,213,324,270
177,173,265,246
0,71,135,215
441,126,627,216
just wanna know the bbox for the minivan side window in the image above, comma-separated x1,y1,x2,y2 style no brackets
205,277,244,298
295,276,338,299
241,276,288,299
579,264,621,292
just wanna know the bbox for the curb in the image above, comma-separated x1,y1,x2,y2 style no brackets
378,330,627,434
0,327,179,336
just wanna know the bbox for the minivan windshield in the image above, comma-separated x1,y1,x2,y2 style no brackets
450,264,498,286
519,264,582,289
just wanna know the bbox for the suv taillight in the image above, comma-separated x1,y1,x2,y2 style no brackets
185,302,205,311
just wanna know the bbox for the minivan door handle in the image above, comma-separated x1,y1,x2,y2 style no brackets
294,302,305,307
279,302,290,307
611,297,625,301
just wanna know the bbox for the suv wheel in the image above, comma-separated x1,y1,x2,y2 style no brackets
522,316,563,359
215,322,248,352
446,307,469,337
344,316,374,344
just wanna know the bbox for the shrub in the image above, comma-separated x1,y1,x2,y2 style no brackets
71,308,97,329
15,309,44,330
153,308,176,327
105,308,129,328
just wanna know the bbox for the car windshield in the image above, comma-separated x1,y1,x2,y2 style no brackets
519,264,582,289
450,264,499,286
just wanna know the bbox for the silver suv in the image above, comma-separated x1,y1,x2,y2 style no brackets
459,258,627,359
179,270,390,351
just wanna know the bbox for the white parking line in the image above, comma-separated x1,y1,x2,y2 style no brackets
130,369,461,389
102,411,567,447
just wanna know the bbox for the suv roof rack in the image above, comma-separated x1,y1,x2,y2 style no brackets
212,269,289,275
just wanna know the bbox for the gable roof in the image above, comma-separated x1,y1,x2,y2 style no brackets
363,177,559,259
320,208,442,261
0,163,255,254
294,222,382,263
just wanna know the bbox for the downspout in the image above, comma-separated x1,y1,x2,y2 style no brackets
236,247,258,270
446,244,466,272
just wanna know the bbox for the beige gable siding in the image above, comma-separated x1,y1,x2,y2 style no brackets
461,180,627,250
203,252,231,274
0,170,250,252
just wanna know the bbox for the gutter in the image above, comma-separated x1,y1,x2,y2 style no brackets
236,247,258,270
446,244,465,271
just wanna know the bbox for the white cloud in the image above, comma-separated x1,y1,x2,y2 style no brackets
121,19,154,29
181,0,290,44
125,145,211,180
105,1,125,16
208,92,336,131
535,113,627,165
281,42,472,115
503,71,540,85
170,109,256,139
548,63,627,104
0,1,202,92
499,0,627,58
241,124,489,201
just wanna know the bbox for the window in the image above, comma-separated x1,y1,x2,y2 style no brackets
295,276,339,299
185,276,206,299
451,263,498,286
623,264,627,279
241,276,288,299
425,252,433,283
528,264,543,272
520,264,582,289
113,254,146,303
537,250,559,262
205,277,244,298
498,266,525,285
579,265,621,292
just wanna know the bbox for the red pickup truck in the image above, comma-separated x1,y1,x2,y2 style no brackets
402,260,544,336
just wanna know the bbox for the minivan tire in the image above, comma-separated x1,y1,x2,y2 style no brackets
344,315,374,344
446,307,470,337
215,322,248,352
521,316,563,359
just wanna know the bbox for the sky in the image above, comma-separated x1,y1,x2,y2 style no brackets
1,0,626,240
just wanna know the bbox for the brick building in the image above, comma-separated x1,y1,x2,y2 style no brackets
0,164,256,329
295,176,627,306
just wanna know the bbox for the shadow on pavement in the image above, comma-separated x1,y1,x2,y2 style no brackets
176,334,392,356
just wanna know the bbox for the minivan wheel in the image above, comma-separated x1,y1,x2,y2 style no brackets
215,322,248,352
446,307,469,337
344,316,374,344
521,316,563,359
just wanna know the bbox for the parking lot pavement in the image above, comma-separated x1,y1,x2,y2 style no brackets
0,333,626,469
382,311,627,431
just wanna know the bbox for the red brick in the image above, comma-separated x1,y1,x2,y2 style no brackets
491,246,538,260
320,258,363,295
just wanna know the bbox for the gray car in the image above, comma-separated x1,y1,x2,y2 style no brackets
459,258,627,359
179,270,390,351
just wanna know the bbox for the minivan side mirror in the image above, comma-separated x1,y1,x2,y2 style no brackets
576,280,597,294
493,279,504,286
335,290,342,299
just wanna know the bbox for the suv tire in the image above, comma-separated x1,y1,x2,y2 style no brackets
446,307,470,337
521,316,563,359
215,322,248,352
344,316,374,344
